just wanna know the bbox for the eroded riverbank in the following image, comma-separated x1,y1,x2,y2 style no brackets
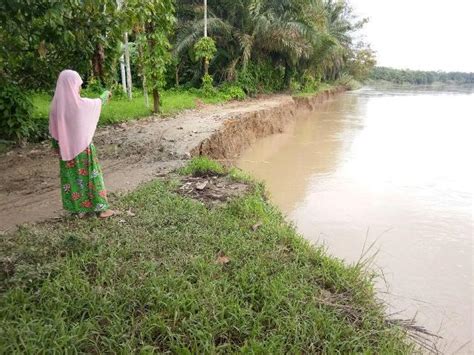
0,87,344,232
237,87,474,353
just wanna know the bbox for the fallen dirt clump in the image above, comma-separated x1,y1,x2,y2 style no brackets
176,175,250,206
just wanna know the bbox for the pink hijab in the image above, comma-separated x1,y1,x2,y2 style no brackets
49,70,102,161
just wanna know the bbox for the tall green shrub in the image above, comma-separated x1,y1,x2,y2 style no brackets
0,84,34,141
193,37,217,77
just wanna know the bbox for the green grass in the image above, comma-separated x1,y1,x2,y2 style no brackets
178,156,226,176
0,160,412,353
32,89,231,127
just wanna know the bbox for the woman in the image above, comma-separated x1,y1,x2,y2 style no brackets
49,69,114,218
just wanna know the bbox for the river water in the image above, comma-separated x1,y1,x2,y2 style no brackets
237,87,473,353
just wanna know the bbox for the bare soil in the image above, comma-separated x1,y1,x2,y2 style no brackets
0,88,344,233
176,175,250,207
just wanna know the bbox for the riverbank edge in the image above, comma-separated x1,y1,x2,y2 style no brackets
0,155,414,352
192,86,347,160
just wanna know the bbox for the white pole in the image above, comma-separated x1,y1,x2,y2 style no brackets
116,0,129,96
204,0,208,37
124,32,133,99
120,55,127,93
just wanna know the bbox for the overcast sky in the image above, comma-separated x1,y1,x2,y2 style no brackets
350,0,474,72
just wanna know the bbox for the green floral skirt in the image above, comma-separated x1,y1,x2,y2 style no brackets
52,139,109,213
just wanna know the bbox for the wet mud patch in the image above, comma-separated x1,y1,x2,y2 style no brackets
176,175,250,206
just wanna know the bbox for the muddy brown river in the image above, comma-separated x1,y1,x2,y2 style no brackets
237,87,473,353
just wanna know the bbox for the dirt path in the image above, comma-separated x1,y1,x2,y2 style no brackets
0,95,289,232
0,89,344,233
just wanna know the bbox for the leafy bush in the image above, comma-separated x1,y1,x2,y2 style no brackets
289,78,302,93
0,83,35,141
201,73,216,96
218,84,246,100
335,73,361,90
110,83,127,100
83,77,105,95
301,72,320,92
237,62,285,96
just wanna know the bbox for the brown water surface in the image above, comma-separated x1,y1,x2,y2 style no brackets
237,87,473,353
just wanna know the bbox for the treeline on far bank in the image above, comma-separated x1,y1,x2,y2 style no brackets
369,66,474,85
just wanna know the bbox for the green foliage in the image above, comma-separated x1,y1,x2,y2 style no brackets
201,73,215,96
127,0,176,112
289,78,302,93
175,0,366,87
301,72,320,92
347,42,377,81
178,156,226,176
0,0,125,89
218,84,246,101
82,77,104,95
110,83,127,100
193,37,217,62
0,83,34,141
237,62,285,96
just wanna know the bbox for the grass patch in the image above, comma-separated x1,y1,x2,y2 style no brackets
31,88,234,128
0,162,412,353
178,156,226,177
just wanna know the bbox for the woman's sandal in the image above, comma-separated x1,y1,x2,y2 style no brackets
99,209,115,218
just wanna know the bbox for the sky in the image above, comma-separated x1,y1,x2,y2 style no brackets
350,0,474,72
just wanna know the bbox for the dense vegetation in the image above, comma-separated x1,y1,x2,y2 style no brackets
0,158,412,353
369,66,474,85
0,0,375,141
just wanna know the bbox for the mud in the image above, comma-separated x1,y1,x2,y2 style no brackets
176,175,250,207
0,87,344,232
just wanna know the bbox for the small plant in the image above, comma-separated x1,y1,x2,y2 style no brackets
220,85,246,100
289,78,302,93
193,37,217,63
111,83,127,100
301,72,320,92
178,156,225,176
201,73,216,96
0,83,35,142
85,76,104,94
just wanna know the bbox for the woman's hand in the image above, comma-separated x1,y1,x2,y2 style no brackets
99,90,112,105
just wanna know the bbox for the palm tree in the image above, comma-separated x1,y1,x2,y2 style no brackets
173,0,363,86
175,0,313,84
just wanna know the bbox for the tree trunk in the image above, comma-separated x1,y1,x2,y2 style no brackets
152,88,160,114
175,64,179,87
204,58,209,76
92,43,105,81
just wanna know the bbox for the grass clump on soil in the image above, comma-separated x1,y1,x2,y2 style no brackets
178,156,226,176
0,159,412,353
